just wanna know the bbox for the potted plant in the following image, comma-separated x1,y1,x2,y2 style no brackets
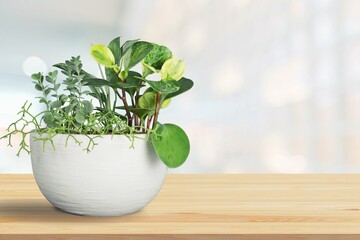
1,37,194,216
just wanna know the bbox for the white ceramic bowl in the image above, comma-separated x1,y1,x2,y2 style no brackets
30,133,167,216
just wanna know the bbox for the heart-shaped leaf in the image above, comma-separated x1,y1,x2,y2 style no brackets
164,77,194,100
151,123,190,168
121,39,140,56
144,79,180,94
123,41,153,70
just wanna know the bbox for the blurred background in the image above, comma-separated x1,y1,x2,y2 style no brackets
0,0,359,173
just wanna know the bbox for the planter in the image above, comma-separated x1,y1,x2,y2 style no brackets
30,133,168,217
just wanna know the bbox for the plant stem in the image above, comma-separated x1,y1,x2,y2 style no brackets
134,89,141,127
147,115,153,130
112,93,117,112
115,89,132,126
122,79,133,126
152,92,162,129
114,69,133,126
130,95,140,127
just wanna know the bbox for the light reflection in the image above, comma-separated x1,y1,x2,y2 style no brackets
22,56,47,76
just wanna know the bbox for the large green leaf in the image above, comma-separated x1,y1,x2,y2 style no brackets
151,123,190,168
121,39,139,56
90,44,115,67
144,79,180,94
160,58,185,81
164,77,194,100
123,41,154,70
142,44,172,77
108,37,121,65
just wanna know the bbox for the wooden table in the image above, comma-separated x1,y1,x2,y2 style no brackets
1,174,360,239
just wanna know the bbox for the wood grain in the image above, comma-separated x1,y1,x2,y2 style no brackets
1,174,360,239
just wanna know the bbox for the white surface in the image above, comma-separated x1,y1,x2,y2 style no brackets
30,133,167,216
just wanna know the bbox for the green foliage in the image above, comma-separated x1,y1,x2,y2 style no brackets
123,41,153,70
144,79,180,94
1,36,194,168
138,92,156,110
143,44,172,70
138,92,171,110
151,123,190,168
164,77,194,100
121,39,140,56
142,44,172,77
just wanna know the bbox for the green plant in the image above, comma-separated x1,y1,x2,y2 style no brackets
1,37,194,168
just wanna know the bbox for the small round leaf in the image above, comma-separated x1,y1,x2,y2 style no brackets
82,100,94,114
75,111,86,124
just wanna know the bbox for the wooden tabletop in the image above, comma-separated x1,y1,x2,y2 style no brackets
1,174,360,240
